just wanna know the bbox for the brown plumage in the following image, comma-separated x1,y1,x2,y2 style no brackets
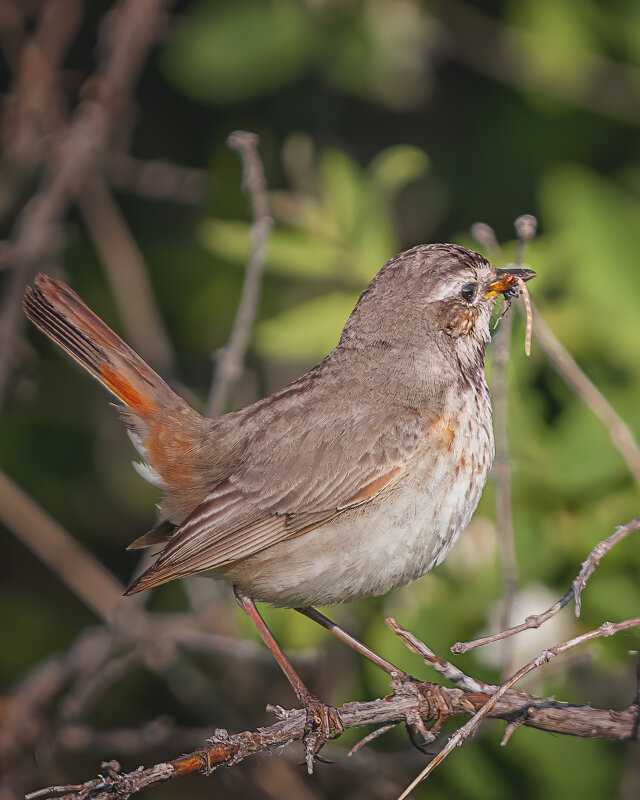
24,243,536,758
24,245,535,608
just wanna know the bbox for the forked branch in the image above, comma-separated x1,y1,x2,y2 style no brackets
452,516,640,654
26,651,640,800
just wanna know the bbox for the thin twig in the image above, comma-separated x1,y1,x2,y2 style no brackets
472,219,520,675
397,617,640,799
0,470,125,621
105,154,207,204
385,617,495,693
500,721,519,746
475,215,537,678
347,723,397,757
0,0,172,409
491,289,518,674
452,516,640,653
531,306,640,483
26,633,640,800
78,172,176,372
207,131,273,417
494,217,535,674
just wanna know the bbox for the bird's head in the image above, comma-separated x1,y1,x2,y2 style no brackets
338,243,536,386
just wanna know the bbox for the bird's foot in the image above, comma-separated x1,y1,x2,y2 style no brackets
300,692,344,773
389,673,442,753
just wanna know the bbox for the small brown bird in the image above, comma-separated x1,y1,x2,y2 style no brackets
24,243,534,764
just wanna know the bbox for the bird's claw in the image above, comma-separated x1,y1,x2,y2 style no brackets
300,694,343,773
389,674,439,753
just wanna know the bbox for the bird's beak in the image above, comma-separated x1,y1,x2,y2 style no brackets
485,267,537,298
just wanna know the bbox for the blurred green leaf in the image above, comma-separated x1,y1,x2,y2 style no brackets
200,219,341,278
508,0,600,89
256,291,360,360
161,0,316,104
319,148,366,240
369,145,430,197
540,163,640,363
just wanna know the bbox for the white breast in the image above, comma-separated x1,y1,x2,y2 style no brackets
225,387,494,608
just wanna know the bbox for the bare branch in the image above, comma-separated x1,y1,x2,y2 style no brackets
453,517,640,654
25,634,640,800
398,616,640,799
105,154,207,205
207,131,273,417
491,292,518,674
0,470,125,622
386,617,495,693
347,723,396,757
531,306,640,483
571,518,640,615
0,0,173,408
78,172,176,372
473,214,537,677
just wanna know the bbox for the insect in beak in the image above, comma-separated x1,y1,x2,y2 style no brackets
485,267,537,299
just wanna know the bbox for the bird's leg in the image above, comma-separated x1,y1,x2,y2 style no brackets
296,606,435,748
233,588,343,771
296,606,409,679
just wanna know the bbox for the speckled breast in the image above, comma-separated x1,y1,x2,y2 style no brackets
226,384,495,608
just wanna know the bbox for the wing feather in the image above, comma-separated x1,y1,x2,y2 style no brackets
125,402,424,595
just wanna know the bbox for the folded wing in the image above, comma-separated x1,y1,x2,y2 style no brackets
125,402,424,594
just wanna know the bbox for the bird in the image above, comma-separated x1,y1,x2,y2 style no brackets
23,243,535,766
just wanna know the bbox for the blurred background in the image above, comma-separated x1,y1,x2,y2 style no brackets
1,1,640,798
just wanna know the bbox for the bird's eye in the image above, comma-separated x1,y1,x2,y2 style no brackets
461,283,476,303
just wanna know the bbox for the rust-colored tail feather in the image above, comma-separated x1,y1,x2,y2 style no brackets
25,275,210,589
24,274,181,416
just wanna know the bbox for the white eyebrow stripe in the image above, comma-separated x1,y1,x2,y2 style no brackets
427,274,482,303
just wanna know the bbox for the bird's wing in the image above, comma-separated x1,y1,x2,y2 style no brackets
125,401,428,594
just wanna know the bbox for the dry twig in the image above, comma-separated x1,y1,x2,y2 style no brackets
452,516,640,653
25,627,640,800
472,215,537,677
78,172,176,372
0,0,172,408
207,131,273,416
397,616,640,799
347,723,397,758
386,617,495,694
531,306,640,483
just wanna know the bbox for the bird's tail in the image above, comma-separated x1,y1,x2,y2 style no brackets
23,274,185,420
24,274,208,518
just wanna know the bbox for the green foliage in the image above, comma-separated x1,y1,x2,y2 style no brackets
257,291,360,360
161,0,316,104
201,142,428,359
162,0,433,109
